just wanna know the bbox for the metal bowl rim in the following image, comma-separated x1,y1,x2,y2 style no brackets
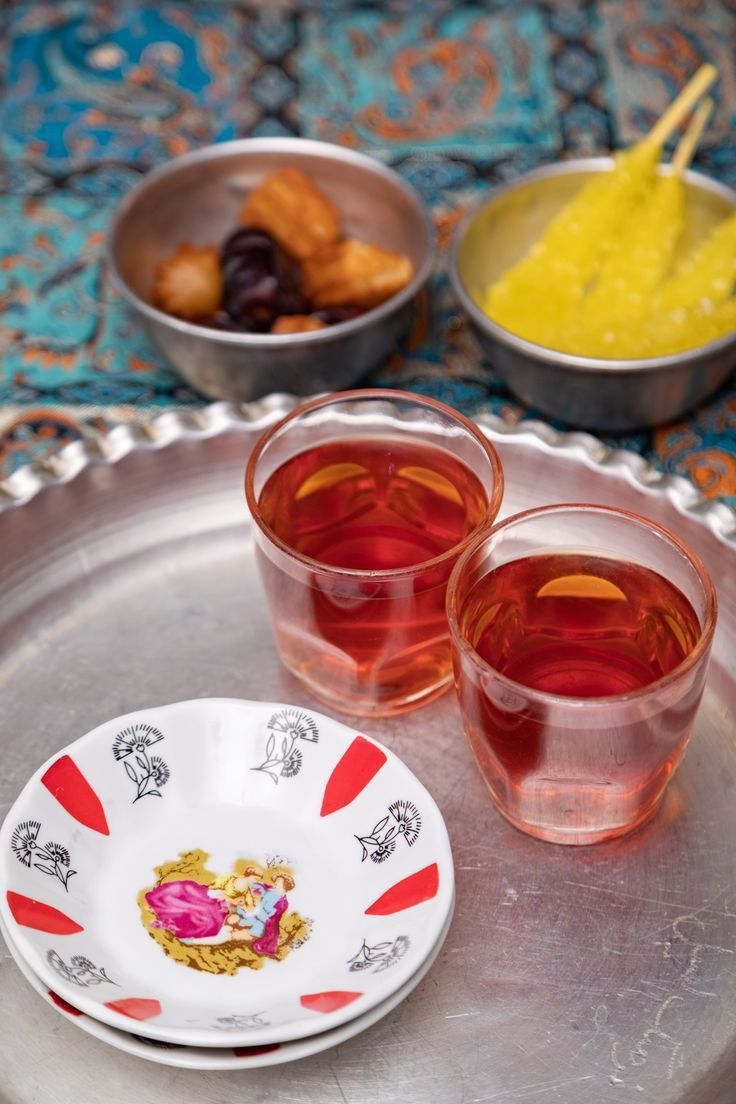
449,156,736,373
105,136,435,348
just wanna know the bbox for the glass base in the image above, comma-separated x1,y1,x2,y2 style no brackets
485,782,666,846
279,658,454,718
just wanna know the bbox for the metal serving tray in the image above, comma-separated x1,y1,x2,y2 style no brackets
1,398,735,1104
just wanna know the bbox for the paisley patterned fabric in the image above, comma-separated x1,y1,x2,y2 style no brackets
1,0,735,507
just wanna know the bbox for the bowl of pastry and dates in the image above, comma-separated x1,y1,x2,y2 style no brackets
107,138,435,401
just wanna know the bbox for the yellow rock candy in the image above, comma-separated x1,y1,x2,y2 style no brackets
483,142,658,344
582,173,685,325
653,211,736,314
478,67,733,359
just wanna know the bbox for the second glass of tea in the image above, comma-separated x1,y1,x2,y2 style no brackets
246,390,503,716
447,505,717,845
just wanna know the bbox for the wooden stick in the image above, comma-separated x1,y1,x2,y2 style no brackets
647,63,717,148
671,97,714,176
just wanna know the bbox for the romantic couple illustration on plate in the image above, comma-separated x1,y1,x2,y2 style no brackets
139,849,310,974
146,866,294,954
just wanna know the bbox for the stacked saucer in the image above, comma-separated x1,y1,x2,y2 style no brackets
0,698,454,1070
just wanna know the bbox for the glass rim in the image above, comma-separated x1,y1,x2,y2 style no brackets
446,502,718,708
244,388,505,581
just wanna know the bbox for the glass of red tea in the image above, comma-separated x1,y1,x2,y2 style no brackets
245,390,504,716
447,504,717,845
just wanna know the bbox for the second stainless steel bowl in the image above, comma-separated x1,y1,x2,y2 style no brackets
451,159,736,431
107,138,434,401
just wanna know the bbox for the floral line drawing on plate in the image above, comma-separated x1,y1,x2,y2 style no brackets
347,935,410,973
355,800,422,864
47,949,118,987
138,849,311,975
10,820,77,891
213,1012,270,1030
112,723,170,802
251,708,319,784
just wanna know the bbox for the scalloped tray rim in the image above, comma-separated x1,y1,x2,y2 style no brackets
1,395,734,544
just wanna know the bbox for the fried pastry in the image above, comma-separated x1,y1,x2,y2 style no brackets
302,239,413,310
240,168,341,261
271,314,329,334
153,243,223,320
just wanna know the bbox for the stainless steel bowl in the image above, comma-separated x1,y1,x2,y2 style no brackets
450,158,736,431
107,138,434,401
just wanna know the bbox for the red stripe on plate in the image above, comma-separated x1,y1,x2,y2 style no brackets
320,736,386,817
41,755,109,836
365,863,440,915
6,891,84,934
232,1044,281,1057
105,998,162,1021
48,990,83,1016
300,990,363,1014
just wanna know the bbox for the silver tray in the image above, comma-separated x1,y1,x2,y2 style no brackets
1,399,735,1104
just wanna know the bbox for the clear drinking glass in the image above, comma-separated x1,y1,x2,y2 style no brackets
447,505,717,845
245,389,504,716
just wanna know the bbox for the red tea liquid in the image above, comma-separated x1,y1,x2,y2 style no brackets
257,436,488,713
455,552,705,842
460,552,701,697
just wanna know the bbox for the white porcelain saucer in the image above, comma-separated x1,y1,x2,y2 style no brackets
0,698,454,1047
0,901,453,1070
